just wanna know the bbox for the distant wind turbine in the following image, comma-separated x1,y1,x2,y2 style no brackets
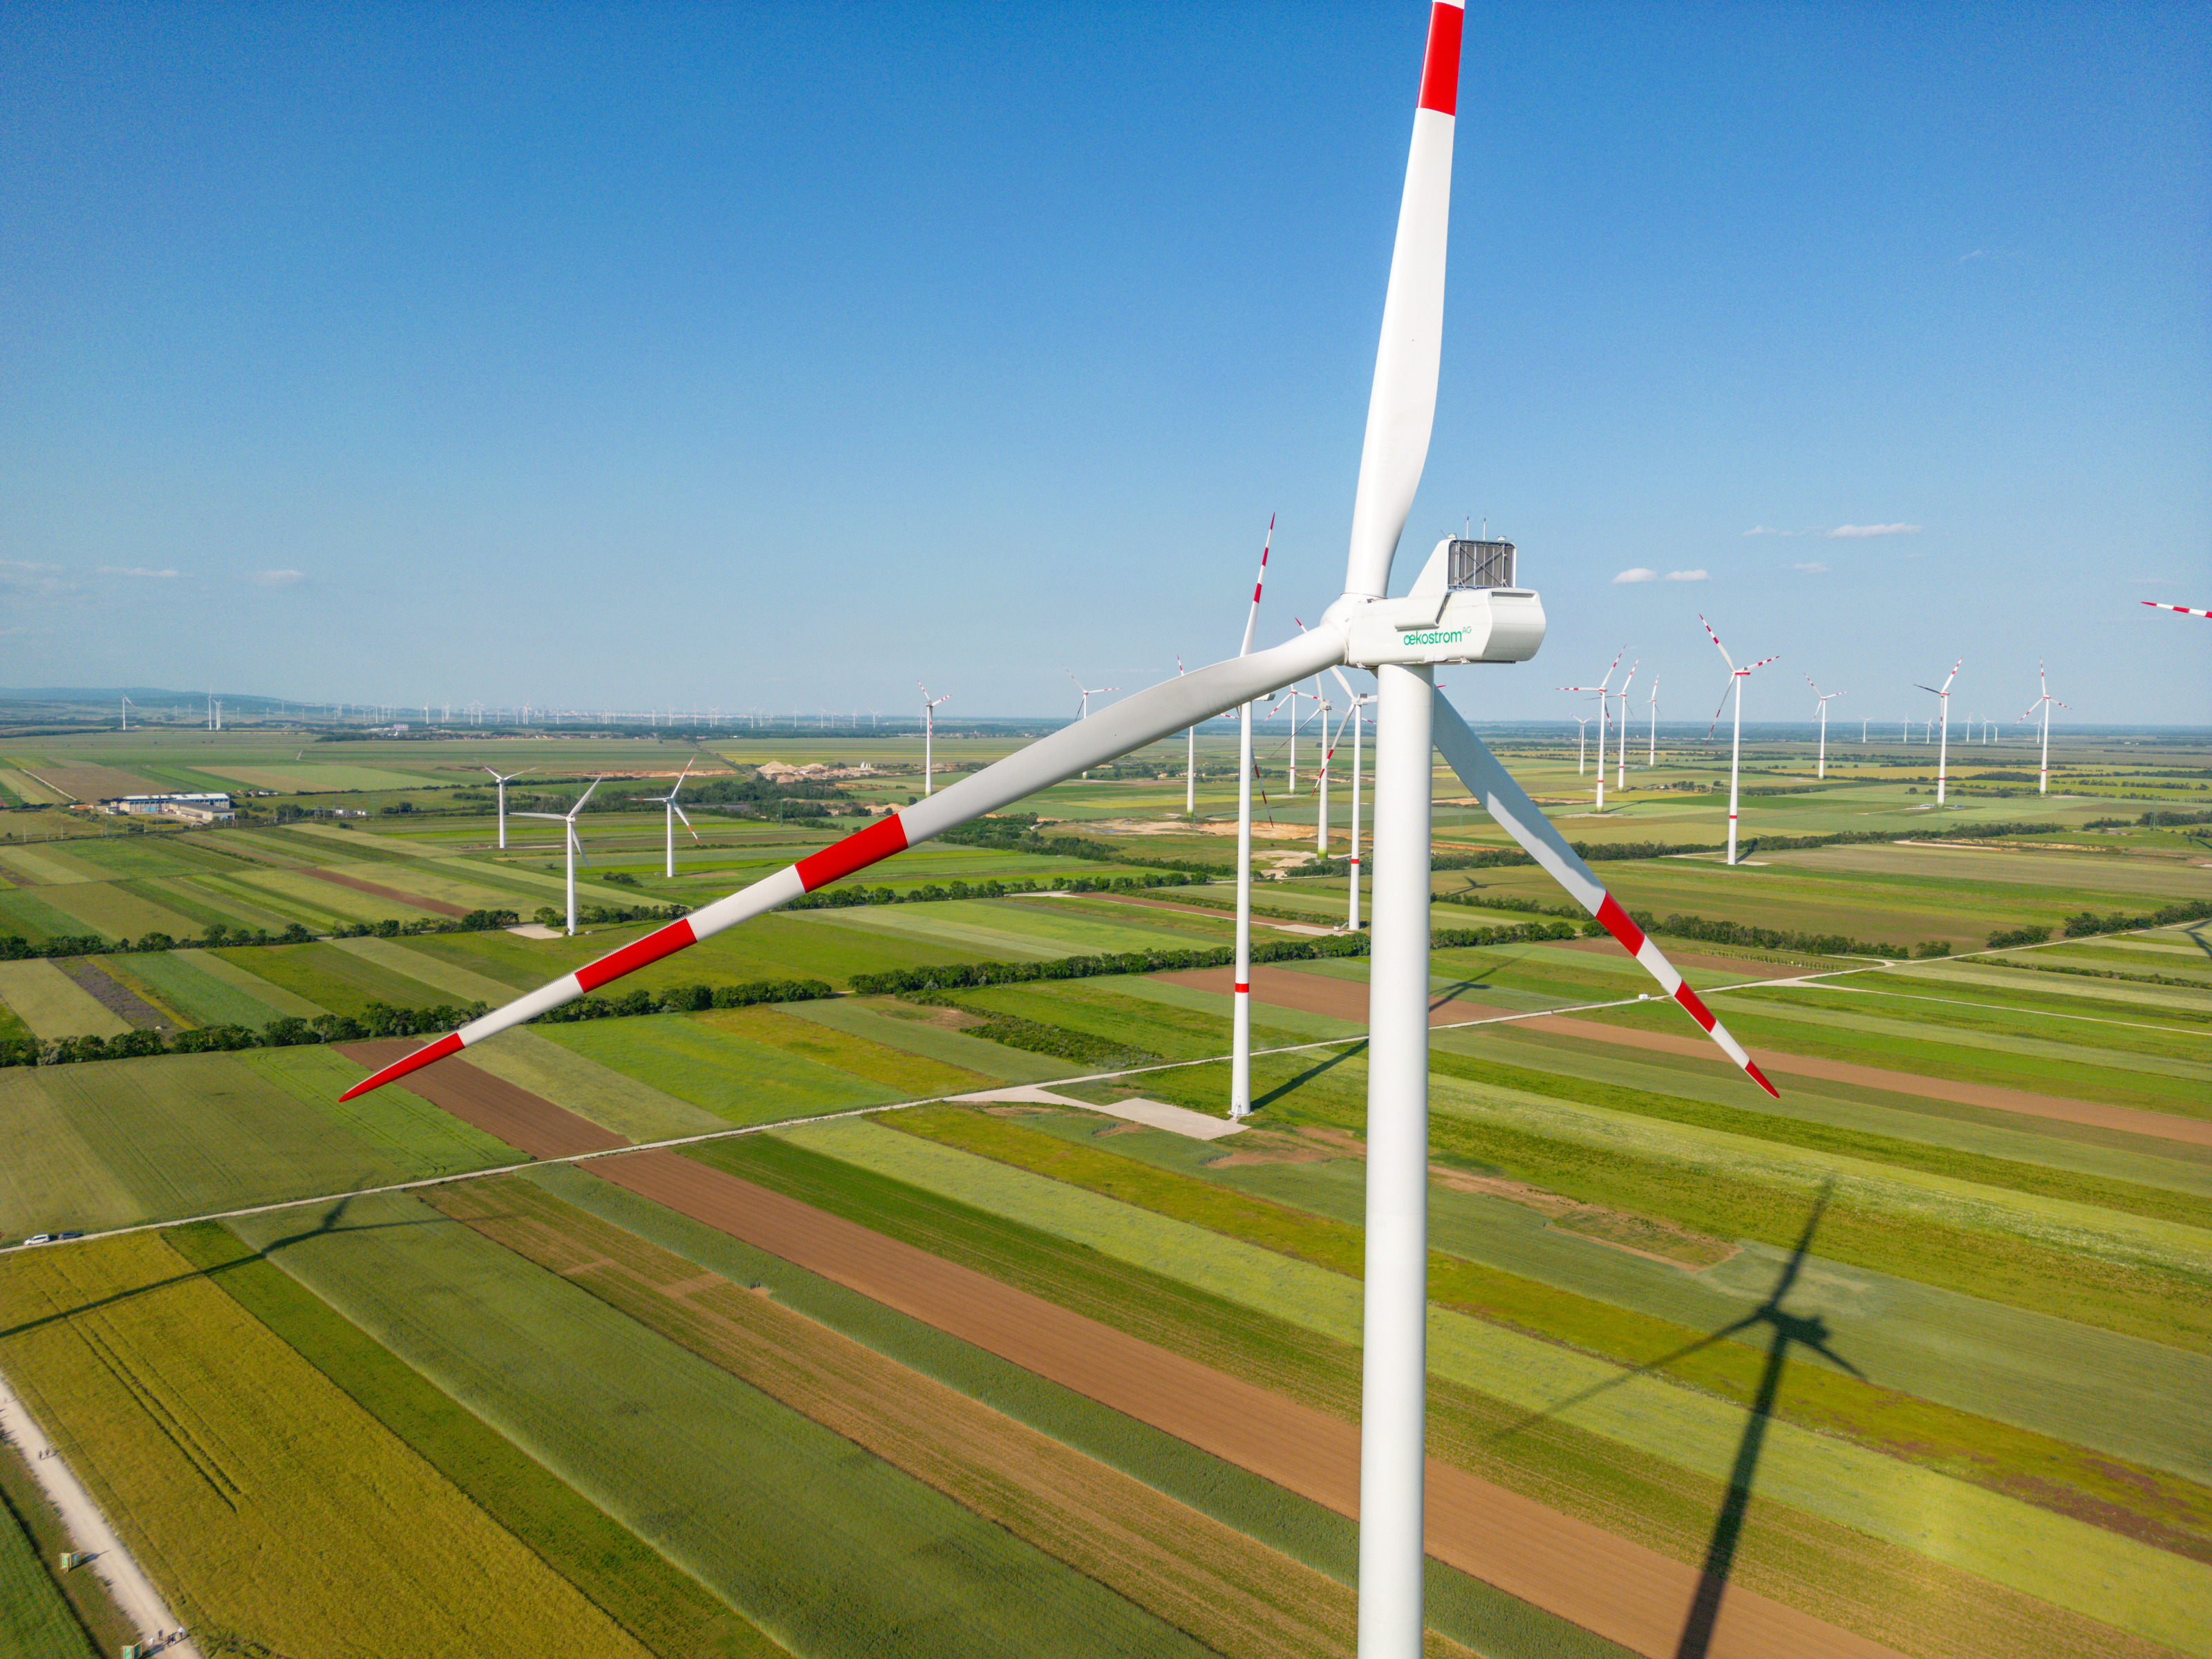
1230,515,1273,1120
1701,616,1779,865
1558,650,1623,809
919,683,951,796
1644,676,1659,765
631,757,702,879
482,767,532,850
2016,662,2070,796
1614,659,1638,790
1914,660,1961,805
514,778,603,936
1806,678,1844,778
1572,714,1591,772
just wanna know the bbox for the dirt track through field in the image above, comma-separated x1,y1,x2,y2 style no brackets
346,1042,1896,1659
306,868,469,918
1156,966,2212,1148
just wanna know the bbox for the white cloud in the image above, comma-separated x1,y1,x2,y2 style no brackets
1742,525,1779,536
1612,568,1658,584
1663,569,1709,583
0,560,72,597
98,565,180,578
1826,523,1920,539
249,569,306,587
1792,561,1830,574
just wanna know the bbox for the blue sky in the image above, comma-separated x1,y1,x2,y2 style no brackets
4,1,2205,729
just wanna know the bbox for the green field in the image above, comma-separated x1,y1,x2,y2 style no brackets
3,720,2208,1658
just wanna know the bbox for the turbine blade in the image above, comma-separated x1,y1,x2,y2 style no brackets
1430,694,1779,1097
1238,515,1275,657
673,803,702,843
339,628,1348,1101
1699,614,1736,673
1342,0,1464,600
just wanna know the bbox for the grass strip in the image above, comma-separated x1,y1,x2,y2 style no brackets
429,1174,1477,1659
1426,1051,2212,1230
162,1220,779,1659
888,1105,2212,1562
0,1436,101,1658
684,1131,2171,1659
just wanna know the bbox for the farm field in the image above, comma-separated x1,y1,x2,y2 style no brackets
0,722,2206,1657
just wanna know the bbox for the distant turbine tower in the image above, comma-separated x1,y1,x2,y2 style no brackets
1701,616,1779,865
631,756,702,879
919,683,951,796
1177,657,1197,816
1614,659,1638,789
2016,662,2070,796
1644,675,1659,765
1572,714,1591,772
1806,677,1844,778
482,766,532,850
120,693,133,731
514,778,603,936
1914,660,1962,805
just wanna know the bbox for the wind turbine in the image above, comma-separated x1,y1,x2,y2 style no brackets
1914,660,1960,806
120,694,133,731
1571,714,1590,772
1557,650,1622,808
1807,678,1844,778
1613,659,1638,791
2141,601,2212,619
2017,662,2070,796
1700,616,1779,865
632,757,702,879
919,684,951,796
337,18,1777,1655
482,767,532,850
514,778,602,937
1644,676,1659,765
1067,672,1119,720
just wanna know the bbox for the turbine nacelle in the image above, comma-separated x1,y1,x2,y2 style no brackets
1333,538,1546,668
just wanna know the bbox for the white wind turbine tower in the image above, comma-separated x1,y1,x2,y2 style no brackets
918,683,951,796
2018,662,2070,796
339,14,1777,1651
1613,659,1638,791
1228,515,1273,1121
1700,615,1779,866
1069,672,1119,781
1571,713,1590,772
1177,658,1197,816
482,767,532,850
1644,675,1659,765
632,757,702,879
1807,677,1844,778
120,694,134,731
514,778,602,937
1915,659,1961,806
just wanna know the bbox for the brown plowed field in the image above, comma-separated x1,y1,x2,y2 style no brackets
338,1041,624,1158
1154,966,2212,1148
336,1042,1897,1658
306,868,469,917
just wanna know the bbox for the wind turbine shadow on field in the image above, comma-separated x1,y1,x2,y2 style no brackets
1250,1038,1367,1112
1,1196,437,1342
1490,1183,1855,1659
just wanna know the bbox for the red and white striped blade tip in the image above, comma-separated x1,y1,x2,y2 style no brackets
338,1031,464,1102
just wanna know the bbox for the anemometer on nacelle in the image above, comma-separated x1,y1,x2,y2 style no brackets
1341,536,1546,668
